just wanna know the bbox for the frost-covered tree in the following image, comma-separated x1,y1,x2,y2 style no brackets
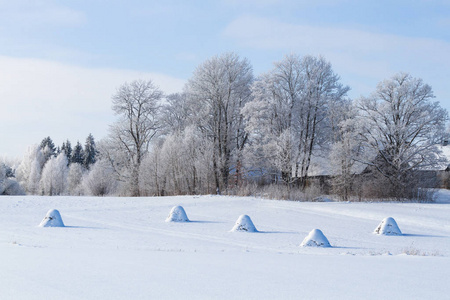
139,142,166,196
67,163,85,195
186,52,253,191
40,136,56,162
82,159,117,196
178,126,215,194
84,134,97,169
243,55,349,187
329,102,366,200
16,145,45,194
40,153,68,195
139,126,215,196
160,92,192,135
61,140,72,163
0,163,24,195
106,80,162,196
71,141,85,165
0,161,14,179
357,72,448,198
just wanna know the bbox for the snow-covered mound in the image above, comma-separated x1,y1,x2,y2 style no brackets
374,217,402,235
231,214,257,232
2,195,450,299
166,206,189,222
300,229,331,247
39,209,65,227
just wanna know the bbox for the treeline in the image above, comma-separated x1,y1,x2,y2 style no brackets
2,52,449,200
0,134,99,196
39,135,97,169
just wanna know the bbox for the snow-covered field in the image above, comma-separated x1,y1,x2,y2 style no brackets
2,191,450,299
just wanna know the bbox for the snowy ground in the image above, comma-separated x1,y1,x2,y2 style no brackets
1,191,450,299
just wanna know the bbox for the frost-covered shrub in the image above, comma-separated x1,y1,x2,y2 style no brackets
67,163,85,196
40,153,69,196
1,178,25,195
82,159,117,196
0,163,25,195
253,184,323,201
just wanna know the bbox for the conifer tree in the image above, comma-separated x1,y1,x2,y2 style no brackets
71,141,85,165
84,134,97,169
61,140,73,164
40,136,56,162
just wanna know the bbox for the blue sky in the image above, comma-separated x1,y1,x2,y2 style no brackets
1,0,449,158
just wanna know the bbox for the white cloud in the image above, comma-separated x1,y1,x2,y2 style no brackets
223,15,450,103
0,56,185,158
0,2,86,27
224,16,450,58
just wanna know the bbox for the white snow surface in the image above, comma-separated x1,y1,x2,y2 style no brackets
38,209,65,227
2,191,450,299
165,205,189,222
374,217,402,235
300,228,331,247
231,214,258,232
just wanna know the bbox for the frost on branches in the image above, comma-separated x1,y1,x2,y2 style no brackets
9,55,449,200
356,73,448,199
243,55,349,188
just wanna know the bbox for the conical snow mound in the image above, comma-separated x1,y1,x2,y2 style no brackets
374,217,402,235
300,229,331,247
231,215,257,232
39,209,65,227
166,206,189,222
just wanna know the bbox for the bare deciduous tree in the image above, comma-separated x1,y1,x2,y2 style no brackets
186,52,253,192
243,55,349,188
357,73,448,198
107,79,162,196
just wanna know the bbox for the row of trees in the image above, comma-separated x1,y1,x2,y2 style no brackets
100,53,447,200
5,52,449,200
9,135,99,196
39,135,97,168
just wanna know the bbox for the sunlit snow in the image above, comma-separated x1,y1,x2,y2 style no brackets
38,209,65,227
2,191,450,299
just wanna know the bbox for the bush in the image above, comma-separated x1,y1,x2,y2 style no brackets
227,182,324,201
1,178,25,195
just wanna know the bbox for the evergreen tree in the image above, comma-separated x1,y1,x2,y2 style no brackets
71,141,85,165
2,163,14,178
61,140,73,163
40,136,56,162
84,134,97,169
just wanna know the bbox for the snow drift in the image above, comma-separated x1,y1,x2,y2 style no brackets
166,206,189,222
39,209,65,227
231,214,257,232
374,217,402,235
300,229,331,247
